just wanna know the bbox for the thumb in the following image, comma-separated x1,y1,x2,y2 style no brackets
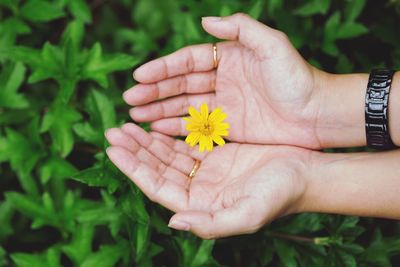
201,13,286,57
168,198,265,239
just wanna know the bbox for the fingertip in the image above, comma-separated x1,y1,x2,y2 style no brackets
132,60,165,83
121,122,152,147
122,89,131,104
104,127,118,140
201,16,222,23
168,217,191,231
129,107,145,122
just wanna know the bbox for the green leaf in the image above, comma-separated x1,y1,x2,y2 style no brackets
274,239,298,267
120,192,149,224
5,192,57,228
294,0,330,16
274,214,325,234
0,200,14,241
81,244,126,267
176,236,216,267
322,11,341,56
20,0,65,22
0,246,6,267
73,89,116,146
72,164,121,193
11,253,47,267
82,42,138,87
324,11,341,41
0,17,31,50
248,0,264,19
0,0,18,12
39,156,77,184
5,46,42,68
134,222,150,260
41,102,81,157
62,20,85,49
336,23,368,39
191,239,215,267
345,0,366,22
267,0,284,17
0,62,29,108
11,247,61,267
0,127,43,195
363,229,400,266
62,224,95,265
68,0,92,23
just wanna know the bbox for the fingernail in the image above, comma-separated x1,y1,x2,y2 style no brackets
202,16,222,22
122,91,128,100
168,219,191,231
132,70,138,80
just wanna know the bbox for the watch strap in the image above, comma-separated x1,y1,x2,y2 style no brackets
365,69,395,150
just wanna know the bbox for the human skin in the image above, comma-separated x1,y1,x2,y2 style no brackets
105,125,400,239
123,13,400,149
105,13,400,239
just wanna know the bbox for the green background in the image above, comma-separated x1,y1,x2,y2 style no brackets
1,0,400,266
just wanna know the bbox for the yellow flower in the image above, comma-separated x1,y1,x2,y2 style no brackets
184,103,229,152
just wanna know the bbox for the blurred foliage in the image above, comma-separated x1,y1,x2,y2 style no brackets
1,0,400,266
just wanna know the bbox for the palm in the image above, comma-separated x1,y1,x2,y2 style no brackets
185,143,305,216
126,39,321,149
212,42,319,147
105,123,308,238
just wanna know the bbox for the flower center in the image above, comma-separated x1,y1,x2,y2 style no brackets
200,122,214,135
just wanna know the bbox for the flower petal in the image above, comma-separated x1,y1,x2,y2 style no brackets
200,103,209,120
205,135,213,151
213,130,229,136
214,122,230,130
185,132,201,147
211,134,225,146
209,108,227,123
189,106,202,121
186,122,201,132
199,135,207,152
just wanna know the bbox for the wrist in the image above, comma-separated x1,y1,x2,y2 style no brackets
289,149,324,214
293,150,323,214
315,72,369,148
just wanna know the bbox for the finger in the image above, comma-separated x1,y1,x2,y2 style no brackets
150,117,187,136
133,43,216,83
168,198,265,239
106,146,188,212
202,13,286,58
105,128,189,187
150,131,206,161
120,123,196,175
124,71,217,106
130,93,216,122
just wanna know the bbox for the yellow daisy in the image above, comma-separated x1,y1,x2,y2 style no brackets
184,103,229,152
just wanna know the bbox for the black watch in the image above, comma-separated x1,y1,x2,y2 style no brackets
365,69,395,150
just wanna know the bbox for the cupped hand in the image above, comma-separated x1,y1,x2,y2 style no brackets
105,123,311,239
124,13,325,149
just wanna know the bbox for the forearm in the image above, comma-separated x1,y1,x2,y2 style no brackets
315,71,400,148
300,149,400,219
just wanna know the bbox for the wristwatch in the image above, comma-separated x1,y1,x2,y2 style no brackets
365,69,395,150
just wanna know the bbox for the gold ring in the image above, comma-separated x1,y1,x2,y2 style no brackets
188,160,200,179
212,44,218,68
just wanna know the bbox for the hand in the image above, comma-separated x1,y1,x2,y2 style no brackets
105,123,310,239
123,13,325,149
